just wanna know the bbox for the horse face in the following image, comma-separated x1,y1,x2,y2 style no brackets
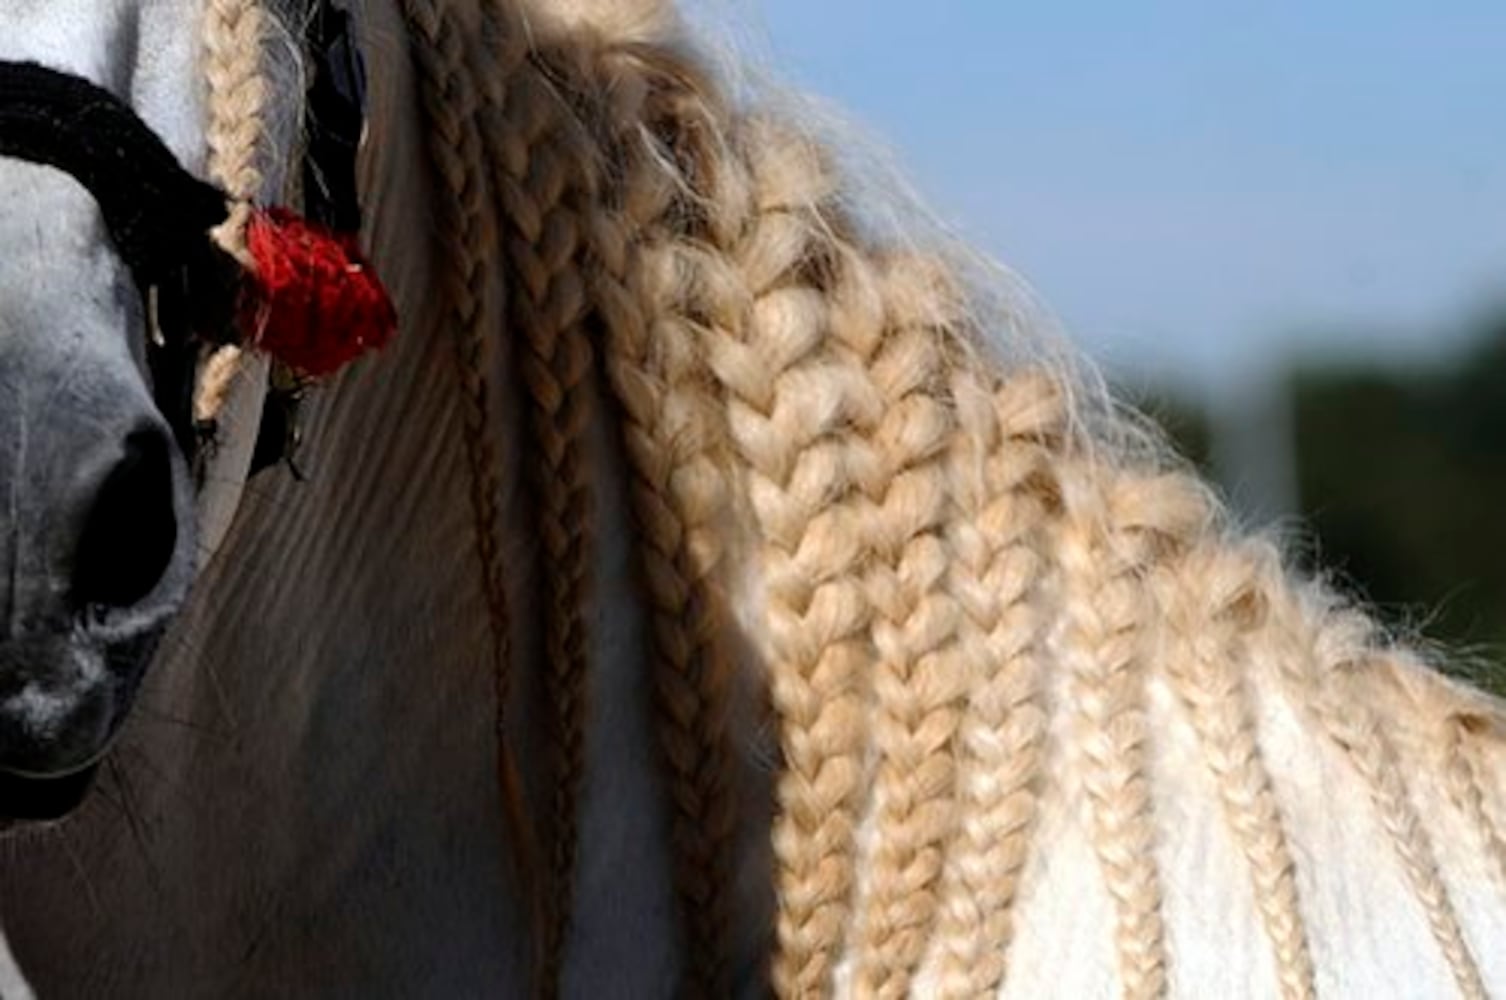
0,0,224,821
0,165,195,816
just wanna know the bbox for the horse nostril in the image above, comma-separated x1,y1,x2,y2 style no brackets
71,428,179,612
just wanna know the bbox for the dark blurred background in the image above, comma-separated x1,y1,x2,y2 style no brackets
1140,308,1506,693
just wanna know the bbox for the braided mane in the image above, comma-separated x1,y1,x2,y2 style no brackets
208,1,1506,995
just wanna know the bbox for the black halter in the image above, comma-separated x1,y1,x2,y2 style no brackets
0,61,242,460
0,0,370,479
0,64,233,290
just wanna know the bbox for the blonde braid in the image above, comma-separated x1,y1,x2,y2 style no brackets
202,0,268,259
1441,716,1506,889
931,370,1061,999
1265,590,1487,998
467,22,598,988
1153,543,1316,1000
846,252,968,1000
398,0,539,967
695,118,877,995
196,0,270,426
1319,681,1485,998
575,42,748,995
1054,465,1206,1000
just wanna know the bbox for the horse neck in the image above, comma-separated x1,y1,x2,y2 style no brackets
1,2,760,991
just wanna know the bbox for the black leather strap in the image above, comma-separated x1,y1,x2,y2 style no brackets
303,0,368,234
0,61,241,456
0,61,230,287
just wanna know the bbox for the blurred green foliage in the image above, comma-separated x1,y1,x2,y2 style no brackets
1144,313,1506,696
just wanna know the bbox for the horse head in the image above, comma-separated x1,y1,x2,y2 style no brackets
0,0,302,822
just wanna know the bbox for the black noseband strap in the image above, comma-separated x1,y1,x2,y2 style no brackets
0,60,246,458
0,61,233,291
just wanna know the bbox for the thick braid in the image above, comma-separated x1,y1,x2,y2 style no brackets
691,118,878,995
1153,543,1316,1000
846,252,968,999
1441,716,1506,889
202,0,268,258
399,0,538,972
931,370,1061,999
1261,587,1487,999
467,22,597,989
1057,468,1162,1000
931,373,1058,995
1054,463,1206,1000
574,42,749,996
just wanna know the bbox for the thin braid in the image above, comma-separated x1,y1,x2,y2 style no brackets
197,0,269,425
693,119,878,995
202,0,268,258
847,253,968,1000
931,370,1061,999
398,0,539,969
1054,463,1183,1000
1441,716,1506,889
1267,594,1488,999
576,43,748,996
1317,685,1485,999
468,25,597,990
1154,544,1316,1000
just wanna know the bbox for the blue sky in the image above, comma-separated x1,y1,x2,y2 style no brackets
752,2,1506,389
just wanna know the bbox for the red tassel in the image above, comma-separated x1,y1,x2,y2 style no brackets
243,206,396,377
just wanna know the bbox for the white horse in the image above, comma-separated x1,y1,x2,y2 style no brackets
0,2,1501,998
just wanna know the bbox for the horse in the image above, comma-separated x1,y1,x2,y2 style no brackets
0,1,1502,997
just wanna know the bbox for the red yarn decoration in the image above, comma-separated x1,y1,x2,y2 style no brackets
243,206,396,377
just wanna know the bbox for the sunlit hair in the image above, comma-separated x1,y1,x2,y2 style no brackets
214,1,1506,996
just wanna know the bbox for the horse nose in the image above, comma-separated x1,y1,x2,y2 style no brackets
69,425,181,613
